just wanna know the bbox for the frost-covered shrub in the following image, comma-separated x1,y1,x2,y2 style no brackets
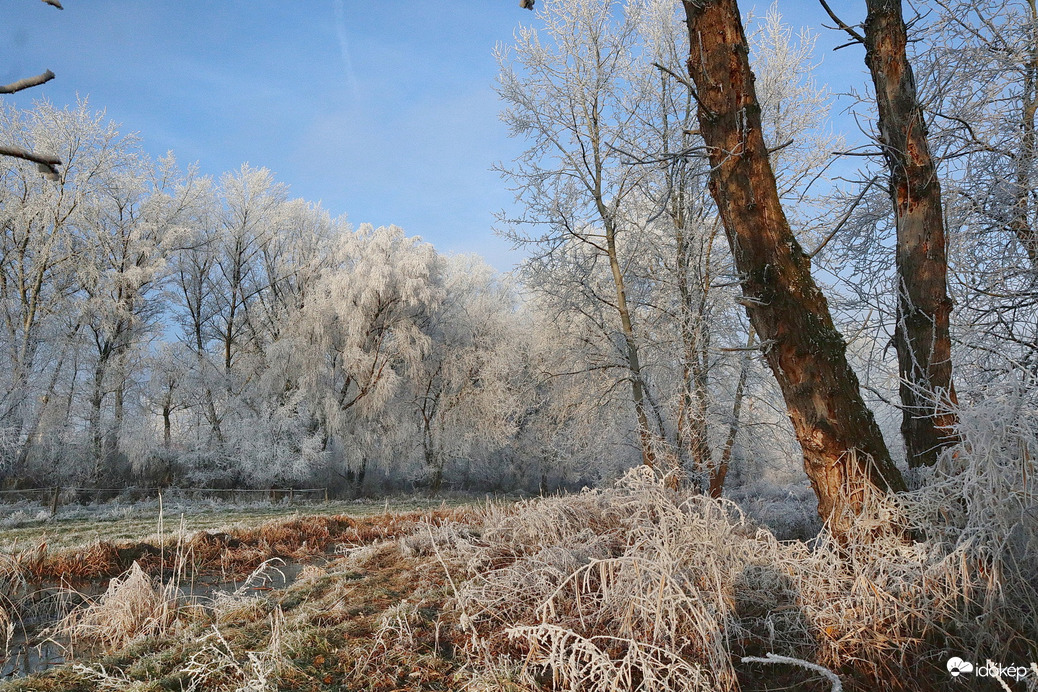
893,381,1038,658
449,460,1037,690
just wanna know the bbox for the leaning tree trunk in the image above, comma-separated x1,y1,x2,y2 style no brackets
681,0,906,530
863,0,959,468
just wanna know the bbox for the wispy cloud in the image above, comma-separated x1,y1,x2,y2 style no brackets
333,0,360,100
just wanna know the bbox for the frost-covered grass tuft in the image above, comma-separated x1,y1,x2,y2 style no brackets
56,561,183,650
442,448,1038,690
180,606,286,692
454,468,753,690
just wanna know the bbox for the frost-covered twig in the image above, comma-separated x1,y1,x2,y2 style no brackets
987,659,1015,692
741,653,842,692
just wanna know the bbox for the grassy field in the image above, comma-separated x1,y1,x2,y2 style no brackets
1,502,478,691
0,496,478,552
0,471,1034,691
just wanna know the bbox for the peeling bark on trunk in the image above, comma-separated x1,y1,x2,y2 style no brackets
681,0,907,529
863,0,959,467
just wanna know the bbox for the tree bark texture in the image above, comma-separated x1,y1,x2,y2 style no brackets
863,0,959,467
681,0,907,528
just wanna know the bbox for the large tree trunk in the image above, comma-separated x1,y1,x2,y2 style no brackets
863,0,959,467
681,0,906,530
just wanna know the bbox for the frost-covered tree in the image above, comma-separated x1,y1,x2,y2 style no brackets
78,153,203,481
914,0,1038,394
499,0,853,497
496,0,667,471
0,101,130,480
274,225,444,487
408,254,520,492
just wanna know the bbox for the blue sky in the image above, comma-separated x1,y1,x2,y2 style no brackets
2,1,873,271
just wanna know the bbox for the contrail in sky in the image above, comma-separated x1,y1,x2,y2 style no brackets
334,0,360,99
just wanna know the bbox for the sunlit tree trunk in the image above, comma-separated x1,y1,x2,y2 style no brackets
862,0,959,467
681,0,907,530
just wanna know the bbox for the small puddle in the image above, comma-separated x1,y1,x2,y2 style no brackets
2,634,65,679
1,559,309,680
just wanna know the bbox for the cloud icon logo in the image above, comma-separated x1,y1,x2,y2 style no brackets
947,657,974,676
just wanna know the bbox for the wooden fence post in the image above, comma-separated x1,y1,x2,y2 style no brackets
50,486,60,516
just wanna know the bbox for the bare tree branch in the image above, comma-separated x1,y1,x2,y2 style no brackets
817,0,865,45
0,145,63,179
807,176,880,259
652,62,715,120
1,5,61,175
0,145,61,166
0,70,56,94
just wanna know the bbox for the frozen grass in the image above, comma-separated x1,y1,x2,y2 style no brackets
179,606,286,691
0,494,476,552
726,480,821,540
0,553,26,656
1,395,1035,691
443,443,1037,690
58,561,183,650
2,504,476,691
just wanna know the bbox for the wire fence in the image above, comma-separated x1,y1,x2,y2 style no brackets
0,486,330,514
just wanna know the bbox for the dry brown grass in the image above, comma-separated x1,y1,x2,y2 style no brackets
57,561,182,650
433,466,1037,691
5,468,1031,692
2,506,483,691
0,552,28,654
1,505,478,589
41,541,123,581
